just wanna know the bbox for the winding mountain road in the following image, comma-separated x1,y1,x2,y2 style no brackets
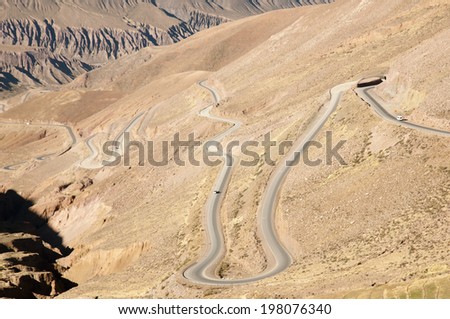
80,112,145,169
356,86,450,137
79,133,103,169
184,80,357,285
4,76,449,284
1,121,77,171
113,112,145,155
183,81,242,284
185,78,450,286
3,162,26,171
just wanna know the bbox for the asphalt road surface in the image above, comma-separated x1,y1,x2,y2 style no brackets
356,86,450,137
79,133,104,169
184,81,243,284
186,78,450,285
1,121,77,171
80,112,144,169
184,80,357,285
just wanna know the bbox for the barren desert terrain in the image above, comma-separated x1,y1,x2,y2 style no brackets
1,0,449,299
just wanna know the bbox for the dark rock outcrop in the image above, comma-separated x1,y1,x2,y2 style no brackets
0,190,76,299
0,0,333,91
0,10,228,90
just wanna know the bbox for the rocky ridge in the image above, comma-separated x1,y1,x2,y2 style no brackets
0,0,332,91
0,12,227,90
0,189,77,298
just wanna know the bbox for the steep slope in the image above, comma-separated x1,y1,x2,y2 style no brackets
0,189,77,298
0,0,331,91
155,0,332,19
1,0,449,299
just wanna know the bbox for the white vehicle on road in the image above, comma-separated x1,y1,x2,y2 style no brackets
396,115,405,121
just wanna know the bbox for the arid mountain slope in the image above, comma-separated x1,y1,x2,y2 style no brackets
0,0,331,91
1,0,449,299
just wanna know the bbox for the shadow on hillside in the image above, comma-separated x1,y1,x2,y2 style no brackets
357,76,386,88
0,189,72,256
0,71,19,91
0,189,78,298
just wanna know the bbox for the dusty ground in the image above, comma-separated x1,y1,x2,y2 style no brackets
1,0,449,298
